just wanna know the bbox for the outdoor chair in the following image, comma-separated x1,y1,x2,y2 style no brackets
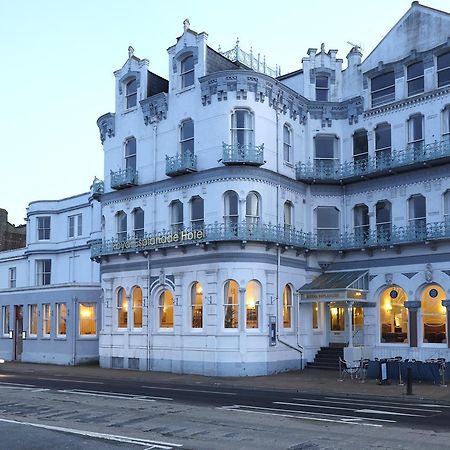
339,357,360,380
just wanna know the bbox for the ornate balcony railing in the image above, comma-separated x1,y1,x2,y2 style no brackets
166,153,197,177
110,168,138,190
222,143,265,166
296,139,450,184
90,219,450,258
90,177,104,200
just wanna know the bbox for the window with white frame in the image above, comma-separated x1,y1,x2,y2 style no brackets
125,78,137,108
408,114,424,153
353,129,368,167
57,303,67,337
2,305,10,336
316,75,329,101
180,54,194,88
117,288,128,329
125,137,137,172
180,119,194,155
37,216,50,240
116,211,127,241
314,135,338,171
312,302,319,329
133,208,144,238
79,303,96,336
283,285,292,328
224,191,239,230
284,201,294,232
316,207,339,241
29,304,38,337
159,290,174,328
375,123,391,167
283,124,292,162
190,196,204,229
245,192,260,226
8,267,16,288
371,71,395,107
224,280,239,329
409,194,426,232
132,286,142,329
246,280,260,329
191,282,203,329
36,259,51,286
437,51,450,88
231,109,254,147
407,61,424,96
68,214,82,238
354,204,370,242
442,105,450,141
444,190,450,222
376,200,392,241
42,303,51,337
170,200,183,232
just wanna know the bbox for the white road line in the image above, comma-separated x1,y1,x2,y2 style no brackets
58,389,173,402
141,385,237,396
275,401,365,413
0,382,36,388
38,377,104,385
31,388,50,392
292,397,442,413
355,408,426,417
0,417,182,448
326,396,449,408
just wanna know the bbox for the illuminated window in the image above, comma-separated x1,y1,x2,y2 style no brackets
159,290,174,328
283,124,292,162
37,216,51,240
132,287,143,329
246,280,261,329
352,306,364,331
79,303,96,336
57,303,66,337
126,78,137,108
380,286,408,343
224,280,239,329
312,302,319,329
330,303,345,331
191,282,203,329
2,305,10,336
180,55,194,88
29,304,38,337
422,285,447,344
283,285,292,328
42,304,51,337
117,288,128,329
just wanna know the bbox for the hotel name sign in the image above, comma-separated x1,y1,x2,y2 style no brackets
112,229,205,251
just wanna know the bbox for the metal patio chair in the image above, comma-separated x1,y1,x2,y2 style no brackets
339,357,360,380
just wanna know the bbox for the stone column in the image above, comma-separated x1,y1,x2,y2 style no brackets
404,301,421,347
442,300,450,349
347,300,354,348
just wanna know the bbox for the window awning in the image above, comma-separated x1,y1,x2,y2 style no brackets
298,270,370,303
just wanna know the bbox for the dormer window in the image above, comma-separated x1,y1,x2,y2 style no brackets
126,78,137,108
181,55,194,88
316,76,329,101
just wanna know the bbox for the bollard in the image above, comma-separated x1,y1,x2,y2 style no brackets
406,367,413,395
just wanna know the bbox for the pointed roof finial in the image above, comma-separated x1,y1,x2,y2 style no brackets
183,19,190,32
320,43,325,53
128,46,134,59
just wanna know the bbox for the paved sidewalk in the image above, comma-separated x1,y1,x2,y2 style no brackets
1,361,449,403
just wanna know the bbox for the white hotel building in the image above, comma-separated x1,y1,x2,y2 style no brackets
2,2,450,376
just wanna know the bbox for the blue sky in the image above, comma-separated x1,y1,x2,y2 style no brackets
1,0,449,225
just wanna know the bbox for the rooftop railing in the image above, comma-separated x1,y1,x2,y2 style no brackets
110,168,138,190
222,143,265,166
90,219,450,258
296,139,450,184
166,153,198,177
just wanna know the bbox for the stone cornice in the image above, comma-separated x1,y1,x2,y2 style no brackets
140,92,168,124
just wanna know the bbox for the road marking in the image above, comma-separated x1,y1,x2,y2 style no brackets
292,397,442,413
274,401,364,413
0,417,182,449
31,388,50,392
141,385,237,396
355,408,426,417
58,389,173,402
326,396,450,408
38,377,104,385
0,382,36,388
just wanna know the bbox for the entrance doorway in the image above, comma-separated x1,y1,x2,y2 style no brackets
14,305,23,361
328,303,365,345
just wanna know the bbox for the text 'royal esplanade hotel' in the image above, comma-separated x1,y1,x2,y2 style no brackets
2,2,450,376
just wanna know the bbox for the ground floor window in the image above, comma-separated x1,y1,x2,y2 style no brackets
159,290,174,328
283,285,292,328
191,282,203,329
57,303,67,336
133,287,143,329
246,280,260,329
422,285,447,344
29,304,38,337
312,302,319,329
43,304,51,337
2,305,10,336
79,303,96,336
224,280,239,329
380,286,408,343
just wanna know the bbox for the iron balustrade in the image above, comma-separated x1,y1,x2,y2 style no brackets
90,178,104,199
90,219,450,258
222,143,265,166
110,168,138,189
165,153,198,176
296,139,450,183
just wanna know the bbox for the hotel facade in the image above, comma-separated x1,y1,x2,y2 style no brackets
1,2,450,376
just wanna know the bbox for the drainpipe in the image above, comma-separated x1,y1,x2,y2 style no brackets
145,251,151,371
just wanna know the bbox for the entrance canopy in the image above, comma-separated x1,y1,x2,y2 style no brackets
298,271,374,306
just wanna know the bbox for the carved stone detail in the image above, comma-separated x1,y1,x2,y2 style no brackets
140,93,168,124
96,113,115,144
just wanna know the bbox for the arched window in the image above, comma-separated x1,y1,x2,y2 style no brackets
224,191,239,230
380,286,408,343
245,192,260,226
408,194,426,236
159,290,173,328
116,211,127,242
353,129,368,168
224,280,239,329
283,125,292,162
133,208,144,238
316,75,329,101
375,123,391,168
231,109,253,147
190,196,204,229
246,280,261,329
376,200,391,241
191,282,203,329
180,55,194,88
170,200,183,232
283,285,292,328
180,119,194,155
117,288,128,329
422,285,447,344
132,287,142,329
126,78,137,108
284,201,294,232
354,204,369,243
125,137,137,172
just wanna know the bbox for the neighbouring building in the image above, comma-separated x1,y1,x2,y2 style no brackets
1,2,450,376
0,209,26,251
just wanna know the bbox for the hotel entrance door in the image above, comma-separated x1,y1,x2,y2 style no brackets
14,305,23,361
328,303,347,344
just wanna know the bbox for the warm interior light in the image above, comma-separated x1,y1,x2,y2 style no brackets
247,297,256,309
331,307,338,317
123,299,128,312
196,284,203,294
80,305,92,319
355,291,362,297
384,301,392,312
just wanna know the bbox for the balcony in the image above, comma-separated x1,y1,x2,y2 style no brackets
90,219,450,259
296,139,450,184
166,153,197,177
90,177,104,200
222,143,265,166
110,168,138,190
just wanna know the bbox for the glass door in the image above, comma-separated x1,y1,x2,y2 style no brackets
329,303,346,344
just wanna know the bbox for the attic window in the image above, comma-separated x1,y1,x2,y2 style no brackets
438,51,450,88
316,76,329,101
371,71,395,107
126,79,137,108
181,55,194,88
